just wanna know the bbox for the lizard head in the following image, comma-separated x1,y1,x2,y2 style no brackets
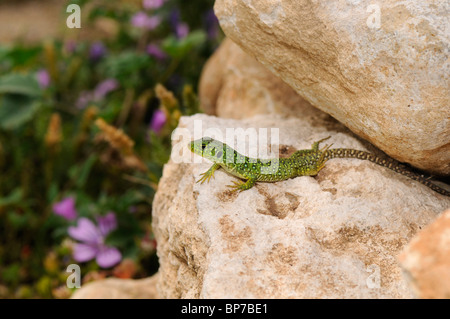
189,137,225,162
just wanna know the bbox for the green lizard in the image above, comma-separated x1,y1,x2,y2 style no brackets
189,136,450,196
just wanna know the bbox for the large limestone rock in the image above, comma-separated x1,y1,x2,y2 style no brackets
152,113,450,298
199,38,321,120
214,0,450,175
399,209,450,299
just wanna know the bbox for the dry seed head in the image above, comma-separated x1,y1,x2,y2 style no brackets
155,83,178,111
45,113,62,149
44,41,58,82
95,118,134,155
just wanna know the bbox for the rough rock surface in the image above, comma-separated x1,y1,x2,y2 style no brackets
214,0,450,175
71,274,159,299
152,114,450,298
399,209,450,299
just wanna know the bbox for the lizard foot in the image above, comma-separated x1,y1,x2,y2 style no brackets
226,178,256,192
196,163,220,184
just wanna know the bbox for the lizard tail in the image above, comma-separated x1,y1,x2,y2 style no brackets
324,148,450,197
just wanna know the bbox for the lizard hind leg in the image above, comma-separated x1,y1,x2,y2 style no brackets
226,178,256,193
311,136,332,151
316,143,333,171
290,136,332,160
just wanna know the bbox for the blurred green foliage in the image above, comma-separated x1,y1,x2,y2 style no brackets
0,0,222,298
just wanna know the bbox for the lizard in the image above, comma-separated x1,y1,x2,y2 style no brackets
189,136,450,196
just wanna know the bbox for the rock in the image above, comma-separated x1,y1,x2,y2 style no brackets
152,114,450,298
71,274,160,299
399,209,450,299
214,0,450,175
199,38,321,121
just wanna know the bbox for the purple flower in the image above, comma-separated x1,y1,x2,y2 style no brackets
169,9,181,28
68,212,122,268
169,9,189,39
146,44,167,60
75,79,118,109
76,91,93,109
176,23,189,39
205,9,220,40
149,109,166,133
131,12,161,30
89,42,107,61
143,0,165,9
36,69,50,89
53,197,78,221
93,78,119,100
131,12,149,28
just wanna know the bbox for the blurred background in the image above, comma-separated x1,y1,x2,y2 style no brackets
0,0,222,298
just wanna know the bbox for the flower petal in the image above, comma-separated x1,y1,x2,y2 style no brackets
96,246,122,268
68,217,101,244
93,78,119,100
36,69,51,88
97,212,118,236
149,109,166,133
53,197,78,221
176,23,189,39
89,42,107,61
73,243,98,262
143,0,165,10
146,44,166,60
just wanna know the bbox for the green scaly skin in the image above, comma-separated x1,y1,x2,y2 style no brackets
189,136,450,196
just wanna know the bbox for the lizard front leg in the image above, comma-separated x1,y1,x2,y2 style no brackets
197,163,221,184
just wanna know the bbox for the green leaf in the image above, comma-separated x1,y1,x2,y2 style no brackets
46,183,59,203
162,30,207,59
7,210,31,229
0,73,42,96
102,51,151,87
0,188,23,207
0,94,41,130
1,263,21,285
4,46,41,67
76,154,98,189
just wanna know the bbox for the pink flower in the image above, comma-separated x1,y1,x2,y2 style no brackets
68,213,122,268
176,23,189,39
36,69,51,89
131,12,161,30
146,44,167,60
143,0,165,9
149,109,166,133
53,197,78,221
93,78,119,100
